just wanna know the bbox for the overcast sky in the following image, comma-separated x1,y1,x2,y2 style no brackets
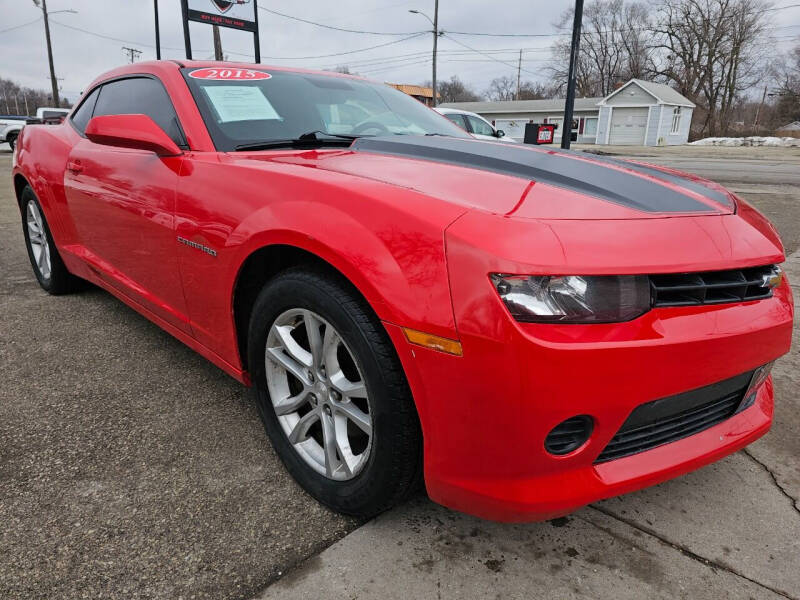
1,0,799,105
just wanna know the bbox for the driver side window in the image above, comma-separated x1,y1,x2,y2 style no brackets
93,77,187,148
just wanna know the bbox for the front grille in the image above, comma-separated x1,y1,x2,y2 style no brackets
650,265,776,307
595,370,754,463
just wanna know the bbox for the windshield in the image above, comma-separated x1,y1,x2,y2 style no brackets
181,68,470,151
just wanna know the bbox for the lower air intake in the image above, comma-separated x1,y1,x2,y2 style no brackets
595,370,754,463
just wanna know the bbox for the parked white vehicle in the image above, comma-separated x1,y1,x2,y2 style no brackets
1,107,69,151
435,107,518,143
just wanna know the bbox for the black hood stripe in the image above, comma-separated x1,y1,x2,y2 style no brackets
592,154,734,210
351,136,721,214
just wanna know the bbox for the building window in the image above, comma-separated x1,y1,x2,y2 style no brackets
583,117,598,137
670,106,682,134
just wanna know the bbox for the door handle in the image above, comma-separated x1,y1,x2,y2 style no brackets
67,160,83,174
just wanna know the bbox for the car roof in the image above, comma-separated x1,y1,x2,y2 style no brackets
92,60,371,85
435,107,490,122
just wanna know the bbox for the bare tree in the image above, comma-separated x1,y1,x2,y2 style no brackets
485,76,518,101
549,0,654,96
518,81,557,100
773,42,800,125
436,75,482,103
0,77,69,116
651,0,772,137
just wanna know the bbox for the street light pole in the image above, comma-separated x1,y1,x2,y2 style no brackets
409,4,440,107
561,0,584,150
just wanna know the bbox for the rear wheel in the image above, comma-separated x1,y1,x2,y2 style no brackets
21,185,82,294
248,268,422,518
7,131,18,152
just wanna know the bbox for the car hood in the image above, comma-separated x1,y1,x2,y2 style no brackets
232,135,738,220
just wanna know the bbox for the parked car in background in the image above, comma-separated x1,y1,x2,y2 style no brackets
1,108,70,151
11,61,793,523
435,107,518,143
1,115,28,151
34,107,70,124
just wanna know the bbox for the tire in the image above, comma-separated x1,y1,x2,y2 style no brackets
7,131,17,152
247,267,422,518
21,185,82,294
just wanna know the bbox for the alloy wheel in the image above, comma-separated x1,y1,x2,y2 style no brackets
265,308,373,480
26,200,51,280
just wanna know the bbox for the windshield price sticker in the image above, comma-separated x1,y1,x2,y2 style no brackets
189,68,271,81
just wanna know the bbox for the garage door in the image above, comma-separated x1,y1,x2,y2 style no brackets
609,107,648,145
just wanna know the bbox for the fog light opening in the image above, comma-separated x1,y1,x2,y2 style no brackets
545,415,594,455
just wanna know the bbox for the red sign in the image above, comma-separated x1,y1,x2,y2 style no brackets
189,68,271,81
537,124,555,144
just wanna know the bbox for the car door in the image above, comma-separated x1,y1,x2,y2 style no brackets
464,114,499,141
63,76,191,333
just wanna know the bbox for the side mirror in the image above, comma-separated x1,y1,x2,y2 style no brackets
495,129,506,138
85,114,182,157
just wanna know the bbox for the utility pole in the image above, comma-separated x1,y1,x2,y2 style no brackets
122,46,143,63
516,49,522,100
561,0,584,150
409,3,439,107
432,0,439,107
154,0,161,59
23,93,30,117
213,25,224,61
753,84,768,132
36,0,60,108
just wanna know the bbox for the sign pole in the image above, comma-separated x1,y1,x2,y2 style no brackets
561,0,584,150
180,0,193,60
253,0,261,63
154,0,161,60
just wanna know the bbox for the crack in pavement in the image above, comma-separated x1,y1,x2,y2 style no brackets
742,448,800,515
588,504,798,600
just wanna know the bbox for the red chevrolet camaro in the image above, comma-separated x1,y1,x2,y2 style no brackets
11,61,793,522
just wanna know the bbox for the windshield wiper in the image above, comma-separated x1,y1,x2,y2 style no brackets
234,130,361,151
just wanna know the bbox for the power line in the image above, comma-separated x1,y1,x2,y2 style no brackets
261,33,427,60
257,5,425,36
0,17,42,35
441,34,541,77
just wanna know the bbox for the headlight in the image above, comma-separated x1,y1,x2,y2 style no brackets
490,274,651,323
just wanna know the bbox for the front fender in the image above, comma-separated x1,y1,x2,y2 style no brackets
174,153,466,366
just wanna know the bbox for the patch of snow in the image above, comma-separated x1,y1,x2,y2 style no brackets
690,136,800,147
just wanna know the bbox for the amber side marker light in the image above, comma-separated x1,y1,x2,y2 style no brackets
402,328,463,356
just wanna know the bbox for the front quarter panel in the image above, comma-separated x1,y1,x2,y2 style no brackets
174,150,466,365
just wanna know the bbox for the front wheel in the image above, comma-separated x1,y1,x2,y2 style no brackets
7,132,18,152
247,268,422,518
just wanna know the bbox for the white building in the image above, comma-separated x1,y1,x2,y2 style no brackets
439,79,695,146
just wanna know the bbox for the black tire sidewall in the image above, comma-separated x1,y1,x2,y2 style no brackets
7,132,17,151
20,185,79,295
248,269,420,516
21,187,55,292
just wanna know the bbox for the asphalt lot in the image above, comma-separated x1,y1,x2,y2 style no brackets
1,143,798,600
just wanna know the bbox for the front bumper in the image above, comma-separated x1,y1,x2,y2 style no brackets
385,276,793,522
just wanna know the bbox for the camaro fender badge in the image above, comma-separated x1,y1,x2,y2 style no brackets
177,236,217,257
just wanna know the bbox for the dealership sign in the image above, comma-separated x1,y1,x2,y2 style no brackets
187,0,257,33
180,0,261,62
